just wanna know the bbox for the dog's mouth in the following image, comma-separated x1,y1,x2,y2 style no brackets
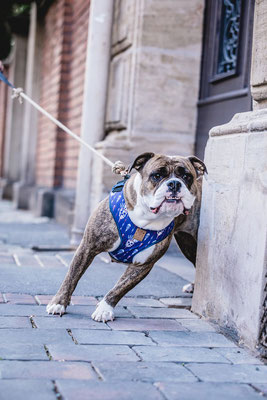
150,197,190,215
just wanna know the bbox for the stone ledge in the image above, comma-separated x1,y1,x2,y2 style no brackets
210,109,267,137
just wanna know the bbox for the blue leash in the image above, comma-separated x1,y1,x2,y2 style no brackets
0,71,14,89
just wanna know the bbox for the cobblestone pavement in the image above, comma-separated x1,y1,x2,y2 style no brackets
0,200,266,400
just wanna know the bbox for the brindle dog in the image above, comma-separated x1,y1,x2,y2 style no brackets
46,153,206,322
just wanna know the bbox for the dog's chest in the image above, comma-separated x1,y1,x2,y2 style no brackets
108,189,174,264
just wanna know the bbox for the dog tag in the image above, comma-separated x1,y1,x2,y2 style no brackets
133,228,147,241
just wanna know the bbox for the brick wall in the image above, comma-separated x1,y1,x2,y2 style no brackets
62,0,90,189
36,0,90,189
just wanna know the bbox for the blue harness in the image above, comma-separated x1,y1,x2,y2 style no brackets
109,180,174,264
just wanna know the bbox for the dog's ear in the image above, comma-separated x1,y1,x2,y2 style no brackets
128,152,155,173
188,156,208,177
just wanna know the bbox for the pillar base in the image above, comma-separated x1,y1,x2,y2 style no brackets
13,182,34,209
0,179,14,200
192,109,267,356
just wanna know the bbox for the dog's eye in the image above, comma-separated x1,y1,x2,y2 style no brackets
183,173,193,184
151,173,162,181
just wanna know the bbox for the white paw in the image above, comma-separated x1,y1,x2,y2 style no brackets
46,303,66,315
182,283,194,293
91,300,114,323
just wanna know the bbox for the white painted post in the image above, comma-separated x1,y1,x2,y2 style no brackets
71,0,114,245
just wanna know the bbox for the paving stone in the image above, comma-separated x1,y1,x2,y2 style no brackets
0,329,72,345
0,304,48,316
214,347,263,364
177,318,216,332
35,295,53,305
36,254,66,268
69,305,132,318
93,361,198,382
0,253,16,265
72,329,155,345
186,363,267,383
127,306,196,320
0,304,131,319
133,346,230,363
0,316,32,328
148,331,236,347
155,382,263,400
4,293,36,304
16,254,40,267
0,343,48,360
48,343,140,362
107,318,184,331
159,297,192,307
56,252,75,265
118,297,167,308
70,296,98,306
56,380,164,400
33,315,111,330
0,380,56,400
0,360,97,380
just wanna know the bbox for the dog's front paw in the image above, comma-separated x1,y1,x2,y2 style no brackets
91,300,114,322
182,282,194,294
46,303,66,315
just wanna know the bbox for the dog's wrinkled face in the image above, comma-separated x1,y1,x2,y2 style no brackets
130,153,206,219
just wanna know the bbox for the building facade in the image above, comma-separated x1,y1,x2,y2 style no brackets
0,0,266,356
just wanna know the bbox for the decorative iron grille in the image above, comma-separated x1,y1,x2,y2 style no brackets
217,0,241,75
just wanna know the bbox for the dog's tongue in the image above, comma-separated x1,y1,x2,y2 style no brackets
150,206,160,214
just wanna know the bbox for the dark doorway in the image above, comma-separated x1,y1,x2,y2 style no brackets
195,0,255,159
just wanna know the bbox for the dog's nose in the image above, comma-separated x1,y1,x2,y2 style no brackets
167,180,181,192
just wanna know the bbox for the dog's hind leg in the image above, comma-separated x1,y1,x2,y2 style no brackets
92,262,154,322
174,231,197,294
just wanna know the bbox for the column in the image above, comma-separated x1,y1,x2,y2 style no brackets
71,0,114,244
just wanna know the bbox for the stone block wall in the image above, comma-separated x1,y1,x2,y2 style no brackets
94,0,204,204
192,110,267,352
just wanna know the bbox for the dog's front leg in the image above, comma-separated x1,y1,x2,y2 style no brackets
92,262,154,322
46,242,98,315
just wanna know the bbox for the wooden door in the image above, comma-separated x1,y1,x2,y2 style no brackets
195,0,255,158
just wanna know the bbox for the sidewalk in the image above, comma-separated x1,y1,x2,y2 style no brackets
0,200,266,400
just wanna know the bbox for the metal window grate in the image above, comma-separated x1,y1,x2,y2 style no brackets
217,0,241,75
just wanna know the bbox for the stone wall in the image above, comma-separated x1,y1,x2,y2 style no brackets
192,110,267,352
94,0,204,203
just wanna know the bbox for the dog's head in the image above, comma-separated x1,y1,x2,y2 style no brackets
129,152,207,219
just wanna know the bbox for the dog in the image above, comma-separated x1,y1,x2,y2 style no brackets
46,152,206,322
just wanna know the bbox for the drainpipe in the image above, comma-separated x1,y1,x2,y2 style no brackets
71,0,114,245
